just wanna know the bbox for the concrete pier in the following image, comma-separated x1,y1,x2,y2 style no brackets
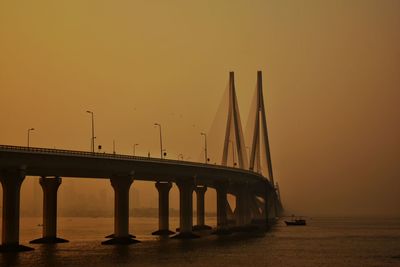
0,169,33,252
173,178,198,238
193,186,211,231
263,183,276,227
30,176,68,244
102,176,139,244
270,193,278,219
214,182,230,235
152,182,174,235
235,186,251,226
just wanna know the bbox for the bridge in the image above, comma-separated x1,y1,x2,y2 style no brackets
0,71,283,252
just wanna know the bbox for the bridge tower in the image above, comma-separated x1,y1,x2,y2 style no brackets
247,71,283,221
249,71,274,185
221,72,248,169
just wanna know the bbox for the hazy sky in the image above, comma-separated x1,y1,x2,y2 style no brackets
1,0,399,216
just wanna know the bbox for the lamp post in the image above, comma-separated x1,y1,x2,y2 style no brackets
154,123,163,159
133,143,139,156
27,128,35,148
201,132,208,164
86,110,95,153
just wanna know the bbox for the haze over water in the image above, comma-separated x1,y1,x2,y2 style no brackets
1,0,399,217
1,0,400,266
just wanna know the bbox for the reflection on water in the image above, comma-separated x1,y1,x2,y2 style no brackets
1,217,400,267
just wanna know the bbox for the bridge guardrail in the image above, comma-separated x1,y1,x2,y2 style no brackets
0,144,269,181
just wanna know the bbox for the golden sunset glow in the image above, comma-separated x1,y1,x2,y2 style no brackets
1,0,399,219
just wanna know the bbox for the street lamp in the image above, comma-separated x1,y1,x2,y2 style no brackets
154,123,163,159
201,132,208,164
27,128,35,148
86,110,95,153
133,143,139,156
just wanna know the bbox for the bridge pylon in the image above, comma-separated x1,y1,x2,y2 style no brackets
221,72,248,169
249,71,274,185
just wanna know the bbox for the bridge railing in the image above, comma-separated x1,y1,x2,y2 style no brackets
0,144,268,180
0,144,151,161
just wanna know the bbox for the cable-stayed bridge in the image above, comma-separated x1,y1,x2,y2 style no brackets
0,71,283,252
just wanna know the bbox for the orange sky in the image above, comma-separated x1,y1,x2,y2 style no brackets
1,0,399,216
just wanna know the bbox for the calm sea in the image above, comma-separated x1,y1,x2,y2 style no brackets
1,216,399,267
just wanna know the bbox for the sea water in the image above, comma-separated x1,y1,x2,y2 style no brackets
1,216,399,267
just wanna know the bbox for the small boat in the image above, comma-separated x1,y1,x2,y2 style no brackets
285,216,306,226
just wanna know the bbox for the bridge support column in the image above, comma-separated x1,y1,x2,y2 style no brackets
102,176,139,245
30,177,68,244
273,191,280,218
214,182,230,235
236,187,251,226
173,179,198,238
0,169,33,252
264,183,276,228
152,182,174,235
193,186,211,231
270,193,278,219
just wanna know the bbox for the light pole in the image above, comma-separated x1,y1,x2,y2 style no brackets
133,143,139,156
27,128,35,148
86,110,95,153
201,132,208,164
154,123,163,159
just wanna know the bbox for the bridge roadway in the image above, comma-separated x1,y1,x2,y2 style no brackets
0,144,279,252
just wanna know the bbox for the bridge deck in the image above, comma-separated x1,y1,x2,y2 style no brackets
0,145,272,194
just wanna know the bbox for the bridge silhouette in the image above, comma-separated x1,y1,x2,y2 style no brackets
0,71,283,252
